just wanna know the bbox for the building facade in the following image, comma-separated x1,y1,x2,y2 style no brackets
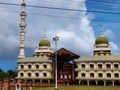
75,31,120,86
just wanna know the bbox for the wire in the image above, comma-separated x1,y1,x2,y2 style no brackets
0,2,120,15
0,9,120,24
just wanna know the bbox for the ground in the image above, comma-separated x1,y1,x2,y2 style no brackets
33,85,120,90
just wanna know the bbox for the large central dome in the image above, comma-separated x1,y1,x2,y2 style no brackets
95,34,108,44
39,34,50,47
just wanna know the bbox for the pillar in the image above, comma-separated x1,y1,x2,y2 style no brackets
112,81,114,86
87,80,89,86
104,81,106,86
95,81,98,85
79,80,81,85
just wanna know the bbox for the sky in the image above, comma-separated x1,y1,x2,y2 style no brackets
0,0,120,71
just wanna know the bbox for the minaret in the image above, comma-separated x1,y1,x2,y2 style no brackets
18,0,27,59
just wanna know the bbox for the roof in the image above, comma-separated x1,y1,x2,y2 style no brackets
75,55,120,62
51,48,80,62
17,55,52,63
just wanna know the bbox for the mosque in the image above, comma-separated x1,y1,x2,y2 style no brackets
16,0,120,86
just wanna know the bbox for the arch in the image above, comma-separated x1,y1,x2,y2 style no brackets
35,64,39,69
28,64,32,69
81,64,86,68
80,80,87,85
114,64,119,69
89,80,96,85
43,72,47,77
106,80,112,86
20,73,24,77
35,73,39,77
114,81,120,86
98,64,102,69
98,73,103,77
90,64,94,69
81,73,86,77
20,64,24,69
114,73,119,78
107,73,111,78
43,64,47,69
106,64,111,69
98,80,104,85
28,73,31,77
90,73,94,77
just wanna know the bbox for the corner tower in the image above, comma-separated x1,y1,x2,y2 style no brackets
18,0,27,59
93,26,111,56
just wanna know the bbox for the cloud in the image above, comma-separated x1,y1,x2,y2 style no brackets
104,29,115,39
0,0,95,60
110,42,120,55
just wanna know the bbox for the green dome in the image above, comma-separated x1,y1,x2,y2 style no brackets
95,34,108,44
39,35,50,47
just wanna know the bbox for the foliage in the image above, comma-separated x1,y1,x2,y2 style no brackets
0,69,17,81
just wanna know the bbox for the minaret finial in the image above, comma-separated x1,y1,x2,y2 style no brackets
100,25,103,35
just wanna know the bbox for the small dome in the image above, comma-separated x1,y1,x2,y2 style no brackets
39,35,50,47
95,34,108,44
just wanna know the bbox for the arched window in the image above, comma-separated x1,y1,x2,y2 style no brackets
43,64,47,69
35,73,39,77
98,64,102,69
36,65,39,69
28,65,31,69
20,65,24,69
90,64,94,68
20,73,24,77
114,73,119,78
81,73,86,77
114,64,119,69
98,73,103,77
28,73,31,77
43,73,47,77
106,64,111,69
107,73,111,78
81,64,85,68
90,73,94,77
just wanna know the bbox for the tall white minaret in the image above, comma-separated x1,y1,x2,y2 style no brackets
18,0,27,59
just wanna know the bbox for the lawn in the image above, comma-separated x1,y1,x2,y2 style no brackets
33,85,120,90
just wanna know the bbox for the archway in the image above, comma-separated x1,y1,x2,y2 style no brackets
81,80,87,85
98,80,104,85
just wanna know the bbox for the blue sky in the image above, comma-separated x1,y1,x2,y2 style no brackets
0,0,120,71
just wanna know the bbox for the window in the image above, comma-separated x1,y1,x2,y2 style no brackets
107,73,111,78
90,64,94,68
43,64,47,69
98,64,102,69
28,65,31,69
28,73,31,77
98,73,103,77
43,73,47,77
114,73,119,78
114,64,119,69
20,65,24,69
36,65,39,69
20,73,24,77
106,64,111,69
81,73,86,77
81,64,85,68
35,73,39,77
90,73,94,77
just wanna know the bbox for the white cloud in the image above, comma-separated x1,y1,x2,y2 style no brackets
110,42,120,55
0,0,97,59
104,29,115,39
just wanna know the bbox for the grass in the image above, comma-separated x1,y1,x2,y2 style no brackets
33,85,120,90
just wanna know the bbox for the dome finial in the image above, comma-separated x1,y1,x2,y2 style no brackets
44,28,46,38
100,25,103,35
